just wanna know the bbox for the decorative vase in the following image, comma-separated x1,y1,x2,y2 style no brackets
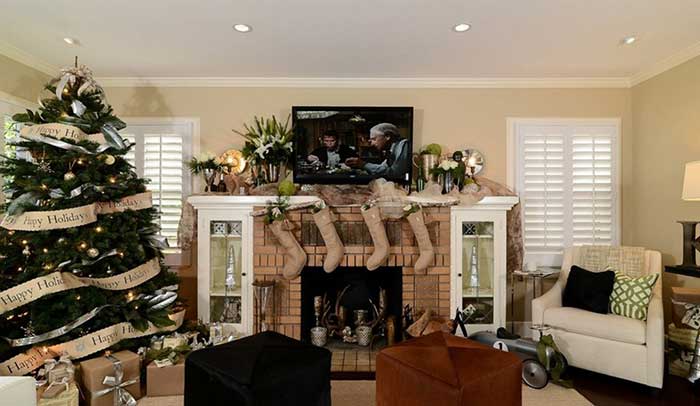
311,326,328,347
202,169,216,192
266,162,280,183
439,172,454,194
356,326,372,347
414,153,439,181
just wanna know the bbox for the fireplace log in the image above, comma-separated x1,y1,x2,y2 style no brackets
406,309,433,337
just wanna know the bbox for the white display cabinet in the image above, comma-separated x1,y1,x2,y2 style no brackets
450,197,518,334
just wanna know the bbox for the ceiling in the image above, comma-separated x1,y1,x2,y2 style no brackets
2,0,700,84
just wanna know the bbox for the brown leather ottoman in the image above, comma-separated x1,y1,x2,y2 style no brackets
376,332,522,406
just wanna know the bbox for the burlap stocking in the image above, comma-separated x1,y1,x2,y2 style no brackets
313,207,344,273
362,205,389,271
269,218,307,279
406,209,434,274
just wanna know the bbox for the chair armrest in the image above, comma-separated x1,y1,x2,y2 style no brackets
645,294,664,388
531,279,564,326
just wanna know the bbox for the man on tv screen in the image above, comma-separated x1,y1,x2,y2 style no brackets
307,129,357,168
345,123,410,179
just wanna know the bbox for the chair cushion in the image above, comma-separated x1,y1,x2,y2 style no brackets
562,265,615,314
544,307,646,345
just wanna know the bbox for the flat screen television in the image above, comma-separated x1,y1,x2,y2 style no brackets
292,106,413,185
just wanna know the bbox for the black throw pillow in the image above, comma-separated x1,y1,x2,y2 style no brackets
562,265,615,314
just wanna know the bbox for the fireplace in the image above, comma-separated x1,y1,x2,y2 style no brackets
252,205,452,341
300,266,403,344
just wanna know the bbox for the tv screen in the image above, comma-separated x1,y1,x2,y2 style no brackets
292,106,413,185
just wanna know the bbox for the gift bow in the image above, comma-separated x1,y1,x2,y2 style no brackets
93,355,138,406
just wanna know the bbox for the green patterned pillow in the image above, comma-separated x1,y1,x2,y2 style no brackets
609,271,659,320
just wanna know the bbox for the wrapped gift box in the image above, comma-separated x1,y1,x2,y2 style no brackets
79,351,141,406
37,382,79,406
671,287,700,329
146,359,185,397
667,345,693,378
668,323,698,350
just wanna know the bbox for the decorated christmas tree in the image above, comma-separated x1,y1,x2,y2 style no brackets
0,64,183,377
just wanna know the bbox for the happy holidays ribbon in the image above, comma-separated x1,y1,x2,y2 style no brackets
0,191,153,231
0,257,161,315
0,310,185,376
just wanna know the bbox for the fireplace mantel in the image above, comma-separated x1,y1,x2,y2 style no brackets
188,194,518,339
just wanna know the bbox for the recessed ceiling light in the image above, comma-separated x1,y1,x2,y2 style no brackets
453,23,471,33
621,36,637,45
63,37,79,46
233,24,252,33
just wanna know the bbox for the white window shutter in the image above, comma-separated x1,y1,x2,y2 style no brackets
570,126,616,246
514,120,619,267
121,123,193,249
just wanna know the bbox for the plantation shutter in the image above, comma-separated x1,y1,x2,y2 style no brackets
121,123,193,249
514,120,619,266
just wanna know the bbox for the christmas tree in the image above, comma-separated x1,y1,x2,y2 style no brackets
0,64,183,376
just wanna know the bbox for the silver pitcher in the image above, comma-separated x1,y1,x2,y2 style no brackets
413,153,439,181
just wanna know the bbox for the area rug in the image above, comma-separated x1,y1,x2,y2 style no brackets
138,380,593,405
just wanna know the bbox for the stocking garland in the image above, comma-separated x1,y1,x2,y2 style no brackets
268,218,307,279
361,203,390,271
404,204,434,274
312,202,344,273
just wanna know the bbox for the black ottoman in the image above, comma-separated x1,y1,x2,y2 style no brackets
185,331,331,406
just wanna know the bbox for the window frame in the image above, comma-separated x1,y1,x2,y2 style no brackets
507,117,622,267
122,117,200,266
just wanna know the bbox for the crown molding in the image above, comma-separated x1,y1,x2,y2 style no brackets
629,40,700,87
0,41,56,76
96,76,631,89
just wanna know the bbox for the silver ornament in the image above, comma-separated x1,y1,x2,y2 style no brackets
63,171,76,181
87,248,99,258
71,100,86,116
22,246,31,256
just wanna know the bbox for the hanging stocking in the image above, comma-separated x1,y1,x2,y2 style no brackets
406,207,434,274
269,218,307,279
313,205,345,273
362,204,389,271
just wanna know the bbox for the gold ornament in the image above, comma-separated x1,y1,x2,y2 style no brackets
64,171,76,181
103,155,116,165
219,149,247,174
87,248,99,258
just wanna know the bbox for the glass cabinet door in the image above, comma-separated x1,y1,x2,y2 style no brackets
209,220,243,326
461,221,495,325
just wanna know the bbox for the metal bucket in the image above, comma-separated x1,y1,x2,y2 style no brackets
413,153,439,181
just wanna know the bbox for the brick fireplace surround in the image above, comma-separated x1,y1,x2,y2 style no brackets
252,205,451,340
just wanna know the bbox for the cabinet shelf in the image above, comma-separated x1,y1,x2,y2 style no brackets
210,287,242,297
462,287,494,298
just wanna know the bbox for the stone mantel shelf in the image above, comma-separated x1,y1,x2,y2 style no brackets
187,194,518,211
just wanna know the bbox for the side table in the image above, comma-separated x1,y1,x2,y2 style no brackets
510,268,560,335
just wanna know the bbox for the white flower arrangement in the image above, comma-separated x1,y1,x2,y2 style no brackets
235,115,294,165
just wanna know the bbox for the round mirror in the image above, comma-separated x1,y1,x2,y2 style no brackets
461,149,484,176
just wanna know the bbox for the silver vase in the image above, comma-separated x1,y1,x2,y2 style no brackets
266,163,280,183
203,169,216,192
413,154,439,181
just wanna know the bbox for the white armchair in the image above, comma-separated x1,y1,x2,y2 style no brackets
531,247,664,388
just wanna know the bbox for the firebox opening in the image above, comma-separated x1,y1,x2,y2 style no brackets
300,266,403,345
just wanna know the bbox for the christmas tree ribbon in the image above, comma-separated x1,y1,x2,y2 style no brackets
0,258,161,315
0,192,153,231
19,122,125,153
0,309,185,376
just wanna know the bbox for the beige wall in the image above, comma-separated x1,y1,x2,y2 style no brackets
0,55,50,103
104,87,632,185
626,55,700,317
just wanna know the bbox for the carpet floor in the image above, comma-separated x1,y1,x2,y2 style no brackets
138,380,592,405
